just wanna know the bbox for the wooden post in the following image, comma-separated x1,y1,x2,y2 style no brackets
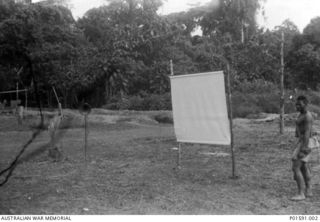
170,59,181,169
79,103,91,164
25,90,28,111
177,143,181,169
16,82,19,101
15,67,22,102
280,31,285,134
226,63,236,178
84,114,88,162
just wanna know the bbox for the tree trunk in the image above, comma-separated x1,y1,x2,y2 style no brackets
120,89,124,101
62,89,68,108
24,54,44,125
105,79,110,103
47,91,51,108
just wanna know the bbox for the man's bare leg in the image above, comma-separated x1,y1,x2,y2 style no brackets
301,162,312,197
291,159,306,200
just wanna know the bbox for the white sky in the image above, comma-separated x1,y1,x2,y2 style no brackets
258,0,320,32
34,0,320,32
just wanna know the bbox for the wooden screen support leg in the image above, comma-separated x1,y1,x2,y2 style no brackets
84,114,88,163
177,143,181,169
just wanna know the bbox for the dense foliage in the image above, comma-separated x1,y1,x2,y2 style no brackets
1,0,320,112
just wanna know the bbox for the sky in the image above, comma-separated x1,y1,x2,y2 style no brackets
35,0,320,32
258,0,320,31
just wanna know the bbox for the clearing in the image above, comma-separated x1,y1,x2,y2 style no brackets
0,109,320,214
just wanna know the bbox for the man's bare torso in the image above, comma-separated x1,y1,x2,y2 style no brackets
296,111,313,140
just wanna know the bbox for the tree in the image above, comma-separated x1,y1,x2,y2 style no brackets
287,17,320,89
0,2,100,107
289,44,320,89
303,17,320,46
199,0,263,43
0,0,19,22
79,0,175,102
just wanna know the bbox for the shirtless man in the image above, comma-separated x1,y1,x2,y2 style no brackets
291,95,313,201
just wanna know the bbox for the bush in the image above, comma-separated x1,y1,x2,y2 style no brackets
104,93,172,111
232,81,280,117
127,95,145,110
307,91,320,106
284,100,296,114
234,79,278,94
103,102,120,110
103,81,320,119
153,112,173,124
232,101,262,118
309,104,320,118
256,93,279,113
147,94,172,110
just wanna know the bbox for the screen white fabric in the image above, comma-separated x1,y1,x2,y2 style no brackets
170,71,231,145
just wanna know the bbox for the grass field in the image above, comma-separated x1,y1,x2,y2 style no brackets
1,109,320,214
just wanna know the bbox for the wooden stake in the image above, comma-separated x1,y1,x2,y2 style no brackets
280,31,285,134
80,103,91,164
226,64,236,178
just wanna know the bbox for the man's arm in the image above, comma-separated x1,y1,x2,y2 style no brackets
299,113,312,154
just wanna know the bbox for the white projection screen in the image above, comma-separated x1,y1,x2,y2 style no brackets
170,71,231,145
